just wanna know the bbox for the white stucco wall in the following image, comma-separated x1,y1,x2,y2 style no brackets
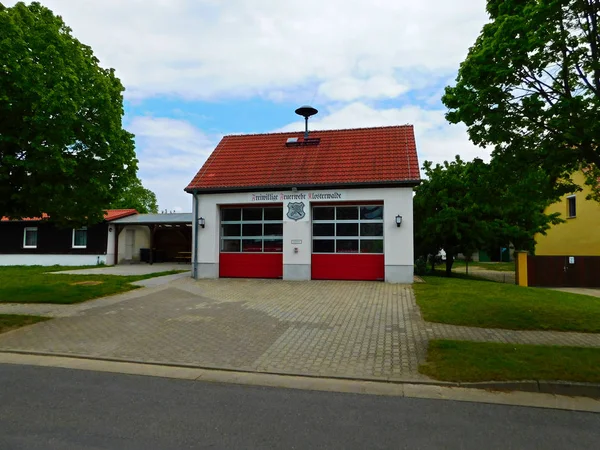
193,187,414,283
0,254,107,266
116,226,150,263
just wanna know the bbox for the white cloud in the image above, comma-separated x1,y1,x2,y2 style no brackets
318,76,409,102
5,0,488,100
127,117,218,211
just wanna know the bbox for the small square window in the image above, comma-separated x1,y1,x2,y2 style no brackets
360,206,383,220
264,207,283,221
336,207,358,220
242,208,262,221
221,239,241,252
72,227,87,248
313,239,335,253
567,196,576,218
222,208,241,222
313,207,335,221
23,227,38,248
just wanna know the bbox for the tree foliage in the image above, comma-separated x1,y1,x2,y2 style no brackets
110,178,158,214
414,157,562,276
414,158,490,276
0,2,137,226
443,0,600,198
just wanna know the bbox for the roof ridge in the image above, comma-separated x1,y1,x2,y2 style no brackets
222,124,414,138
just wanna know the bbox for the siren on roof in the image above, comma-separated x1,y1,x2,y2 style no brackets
295,105,318,139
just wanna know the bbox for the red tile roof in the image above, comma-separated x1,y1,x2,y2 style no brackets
1,209,138,222
104,209,138,221
185,125,420,192
1,213,50,222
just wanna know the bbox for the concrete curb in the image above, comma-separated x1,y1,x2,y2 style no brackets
460,381,600,399
1,349,600,401
0,349,447,386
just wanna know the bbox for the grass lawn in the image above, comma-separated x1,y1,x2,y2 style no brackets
420,340,600,383
414,275,600,332
452,260,515,272
0,314,49,334
0,266,188,304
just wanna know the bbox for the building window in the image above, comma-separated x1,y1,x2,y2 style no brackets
312,205,384,254
221,207,283,253
72,227,87,248
567,195,576,218
23,227,38,248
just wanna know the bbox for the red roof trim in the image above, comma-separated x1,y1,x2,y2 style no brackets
104,209,139,221
188,180,420,194
1,209,138,222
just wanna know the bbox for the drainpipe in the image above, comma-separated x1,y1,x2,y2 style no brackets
193,191,199,279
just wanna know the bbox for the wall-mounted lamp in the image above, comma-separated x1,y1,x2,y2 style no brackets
108,226,113,232
198,217,206,228
395,215,403,227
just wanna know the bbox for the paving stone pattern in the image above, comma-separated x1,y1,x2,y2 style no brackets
0,278,600,382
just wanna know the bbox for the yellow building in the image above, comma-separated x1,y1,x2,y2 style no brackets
535,171,600,256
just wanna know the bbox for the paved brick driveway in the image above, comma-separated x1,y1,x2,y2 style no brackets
0,279,430,381
1,278,599,382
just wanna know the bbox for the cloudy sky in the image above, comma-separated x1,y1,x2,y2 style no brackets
8,0,492,212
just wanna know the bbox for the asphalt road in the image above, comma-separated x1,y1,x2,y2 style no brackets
0,364,598,450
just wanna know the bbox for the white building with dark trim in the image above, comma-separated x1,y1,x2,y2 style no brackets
185,125,420,283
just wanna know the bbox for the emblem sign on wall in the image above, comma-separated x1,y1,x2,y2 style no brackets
250,191,344,222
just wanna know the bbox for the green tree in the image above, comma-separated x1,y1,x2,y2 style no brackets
414,157,561,276
110,178,158,214
414,157,490,277
0,2,137,226
443,0,600,197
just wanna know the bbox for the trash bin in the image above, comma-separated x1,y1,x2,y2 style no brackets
140,248,150,263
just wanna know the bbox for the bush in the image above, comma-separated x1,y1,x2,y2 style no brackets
414,256,428,276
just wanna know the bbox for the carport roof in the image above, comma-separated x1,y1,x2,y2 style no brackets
110,213,192,225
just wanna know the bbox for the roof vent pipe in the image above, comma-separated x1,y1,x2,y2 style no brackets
295,106,318,139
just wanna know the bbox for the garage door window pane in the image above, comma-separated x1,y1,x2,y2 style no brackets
336,223,358,237
221,206,283,253
264,239,283,252
222,208,241,221
264,207,283,221
243,208,262,221
242,223,262,236
222,240,241,252
313,240,335,253
360,223,383,237
360,240,383,254
337,240,359,253
313,207,334,221
336,207,358,220
222,224,241,237
313,223,334,236
264,223,283,236
360,206,383,220
242,239,263,252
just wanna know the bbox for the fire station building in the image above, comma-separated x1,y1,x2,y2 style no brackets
185,124,420,283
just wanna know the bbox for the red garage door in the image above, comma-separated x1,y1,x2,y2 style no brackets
219,205,283,279
311,205,384,281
